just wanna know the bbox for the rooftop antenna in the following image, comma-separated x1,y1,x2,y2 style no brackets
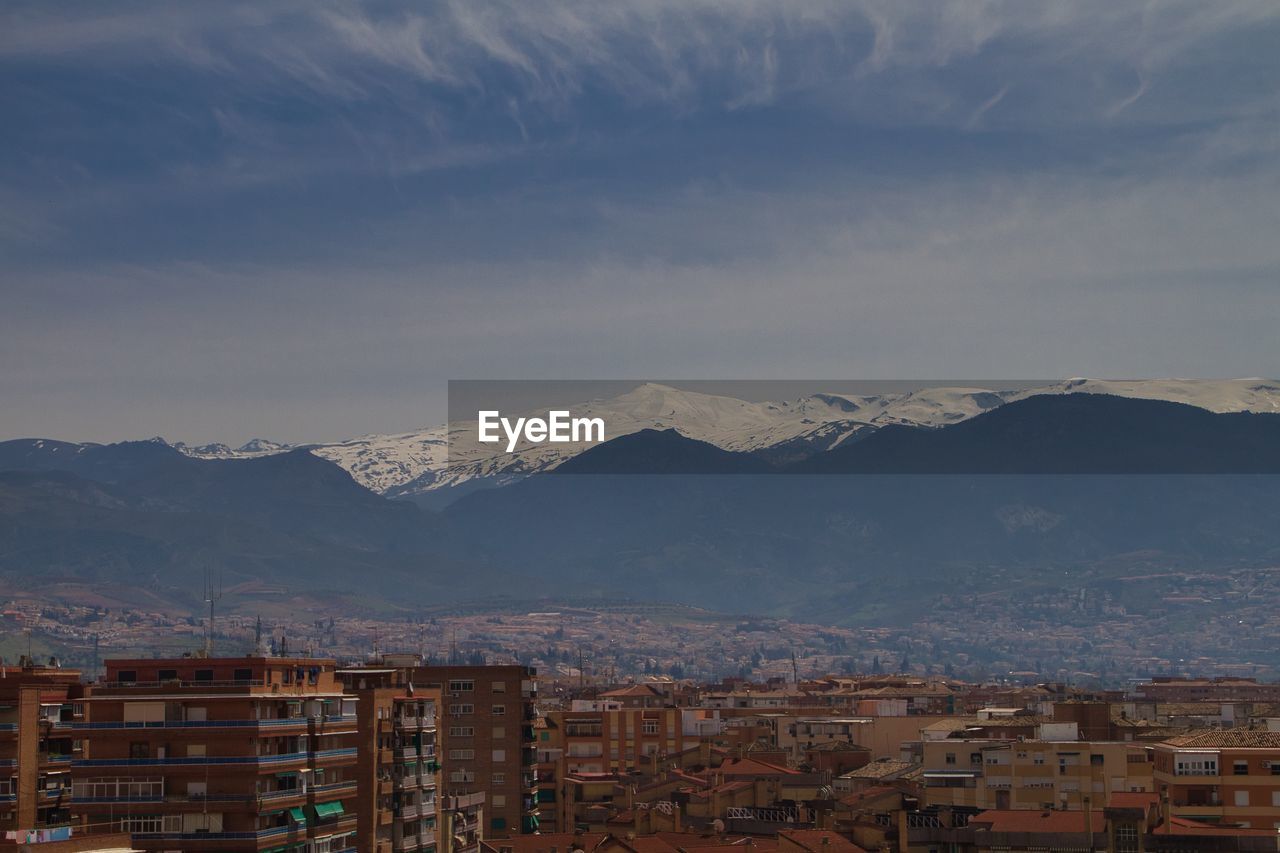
254,616,270,657
202,568,223,658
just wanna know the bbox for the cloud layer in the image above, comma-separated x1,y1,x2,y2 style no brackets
2,1,1278,443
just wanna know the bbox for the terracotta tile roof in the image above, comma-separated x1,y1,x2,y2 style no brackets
482,832,608,853
841,759,917,779
970,809,1104,834
712,757,800,776
601,684,667,699
837,786,902,809
777,830,867,852
1161,729,1280,748
1159,816,1280,837
1106,792,1158,810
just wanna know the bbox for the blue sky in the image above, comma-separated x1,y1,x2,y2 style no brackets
3,1,1279,444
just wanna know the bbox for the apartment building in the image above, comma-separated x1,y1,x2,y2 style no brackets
408,666,537,839
0,662,84,836
922,738,1152,811
71,656,359,853
339,666,440,853
440,793,484,853
550,706,693,776
1153,730,1280,828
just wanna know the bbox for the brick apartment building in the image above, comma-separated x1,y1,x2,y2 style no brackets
338,666,441,853
71,656,360,852
0,661,84,835
403,665,538,840
1153,730,1280,828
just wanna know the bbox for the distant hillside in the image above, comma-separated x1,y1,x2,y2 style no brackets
789,394,1280,474
6,393,1280,622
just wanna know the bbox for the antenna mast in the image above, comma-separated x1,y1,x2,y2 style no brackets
203,568,223,658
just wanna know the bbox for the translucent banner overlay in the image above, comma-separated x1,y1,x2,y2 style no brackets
444,378,1280,478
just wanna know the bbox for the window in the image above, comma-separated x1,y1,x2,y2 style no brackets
944,753,956,765
492,749,506,762
492,705,506,716
157,669,178,682
493,772,505,784
1174,757,1219,776
1033,754,1045,765
492,794,506,808
492,681,507,693
233,668,253,682
1091,754,1104,766
116,670,137,685
450,727,475,737
1235,761,1249,775
1235,790,1250,807
492,727,506,739
129,742,149,759
970,753,982,766
449,704,474,715
450,771,475,783
491,817,507,831
449,680,475,693
642,721,659,735
448,749,475,760
193,669,214,683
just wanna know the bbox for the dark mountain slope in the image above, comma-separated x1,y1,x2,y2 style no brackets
789,393,1280,474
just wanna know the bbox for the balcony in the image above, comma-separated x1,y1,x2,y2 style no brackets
73,751,310,768
55,717,312,731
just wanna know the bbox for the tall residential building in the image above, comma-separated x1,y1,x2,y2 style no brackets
71,656,359,853
0,662,84,836
409,666,538,840
338,666,441,853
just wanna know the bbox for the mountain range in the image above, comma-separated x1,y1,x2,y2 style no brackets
171,379,1280,503
3,382,1280,621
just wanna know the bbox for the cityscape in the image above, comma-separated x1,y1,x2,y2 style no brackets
5,0,1280,851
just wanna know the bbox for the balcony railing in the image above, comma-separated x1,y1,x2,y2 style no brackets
73,751,310,768
54,717,320,731
96,678,267,689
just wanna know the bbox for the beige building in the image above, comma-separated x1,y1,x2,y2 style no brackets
922,738,1152,811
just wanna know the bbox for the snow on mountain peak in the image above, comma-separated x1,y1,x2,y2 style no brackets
171,379,1280,497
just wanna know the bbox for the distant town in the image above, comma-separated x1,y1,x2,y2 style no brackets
7,563,1280,689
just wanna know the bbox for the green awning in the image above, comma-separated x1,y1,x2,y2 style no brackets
314,801,345,819
288,807,306,824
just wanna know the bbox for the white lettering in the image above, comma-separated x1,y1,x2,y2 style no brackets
478,410,606,452
548,410,571,442
574,416,605,443
478,411,501,443
501,417,526,453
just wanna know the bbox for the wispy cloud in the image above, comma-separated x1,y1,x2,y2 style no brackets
1,1,1278,441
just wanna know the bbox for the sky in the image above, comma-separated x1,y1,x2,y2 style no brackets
2,1,1279,445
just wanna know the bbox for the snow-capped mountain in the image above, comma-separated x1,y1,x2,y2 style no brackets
174,438,294,459
172,379,1280,499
